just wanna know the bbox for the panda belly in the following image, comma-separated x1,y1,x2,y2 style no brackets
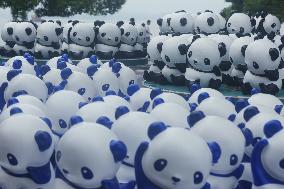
69,43,94,59
243,71,282,89
119,44,135,53
117,164,135,184
162,65,183,82
207,175,238,189
185,68,221,87
252,184,284,189
13,44,34,55
35,43,61,59
231,68,245,79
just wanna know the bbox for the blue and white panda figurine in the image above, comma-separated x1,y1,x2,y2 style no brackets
229,36,254,86
61,20,73,54
135,123,221,189
170,10,194,36
134,23,147,58
194,10,221,35
54,117,127,189
95,22,121,59
143,35,170,84
161,36,190,85
226,13,255,37
0,21,16,57
241,39,282,95
248,90,283,109
12,21,37,55
112,106,158,189
250,120,284,189
35,20,63,59
188,112,252,189
255,12,281,39
0,110,55,189
185,36,225,89
115,21,138,59
5,55,39,75
157,13,174,36
68,21,96,59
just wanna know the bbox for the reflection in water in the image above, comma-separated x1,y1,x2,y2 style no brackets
0,0,126,21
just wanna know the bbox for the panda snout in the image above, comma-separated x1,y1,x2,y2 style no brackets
172,176,181,183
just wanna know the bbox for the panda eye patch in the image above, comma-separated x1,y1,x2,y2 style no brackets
115,37,119,42
129,80,135,85
86,37,90,42
271,23,276,28
56,151,61,162
279,159,284,169
253,62,259,69
59,119,67,128
125,32,130,37
25,27,32,35
154,159,167,171
139,32,143,36
7,153,18,166
252,137,261,146
73,32,77,37
193,171,203,184
165,55,170,62
44,36,48,41
228,23,231,27
81,167,93,180
204,58,210,65
188,51,192,58
101,32,106,37
230,154,238,166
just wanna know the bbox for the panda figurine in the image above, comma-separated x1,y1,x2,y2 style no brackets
226,13,255,37
115,21,138,59
248,91,283,109
134,23,147,58
12,21,37,55
143,35,170,84
157,13,174,35
61,20,73,54
134,123,221,189
0,21,16,57
188,112,251,189
241,39,282,95
35,20,63,59
0,111,55,189
54,117,127,189
185,37,225,90
194,10,221,35
255,12,281,39
68,21,96,59
229,36,254,86
250,120,284,189
6,55,39,75
170,10,194,36
161,36,190,85
112,107,158,189
103,92,132,111
95,22,121,59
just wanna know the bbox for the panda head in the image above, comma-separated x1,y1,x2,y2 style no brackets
142,126,219,189
161,36,189,67
229,36,254,67
226,13,253,35
117,21,138,45
0,113,54,173
147,35,170,62
194,11,221,35
187,37,223,71
263,14,281,34
13,21,37,45
136,23,147,44
1,21,16,42
37,21,63,46
68,22,96,46
170,11,194,35
189,114,251,174
96,23,121,46
56,120,126,188
245,39,280,75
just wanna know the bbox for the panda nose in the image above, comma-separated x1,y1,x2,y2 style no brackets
108,38,111,41
172,177,180,183
131,38,134,41
78,38,81,40
193,60,198,64
15,36,19,41
231,28,235,32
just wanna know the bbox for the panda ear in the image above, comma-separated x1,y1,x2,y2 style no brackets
148,122,167,140
243,106,260,122
60,68,72,80
10,107,23,116
275,105,283,114
87,65,99,77
242,128,253,146
189,103,198,112
189,83,201,94
157,42,163,53
241,45,248,57
7,97,19,107
70,115,84,126
41,117,52,129
152,98,165,109
187,111,205,127
150,88,162,100
7,70,22,81
96,116,113,129
218,42,227,57
235,99,249,113
78,102,88,109
228,114,236,122
34,131,52,152
207,142,221,164
157,18,163,26
55,27,63,36
92,96,104,102
110,140,127,163
115,106,130,119
264,120,283,138
180,17,187,26
72,20,79,26
112,62,122,74
56,20,61,26
178,44,188,55
120,28,124,35
197,92,210,104
269,48,279,61
127,84,140,96
40,65,51,76
117,21,124,27
41,20,46,24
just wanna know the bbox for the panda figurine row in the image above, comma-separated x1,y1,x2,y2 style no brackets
0,20,149,60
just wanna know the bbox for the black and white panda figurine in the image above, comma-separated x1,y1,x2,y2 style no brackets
185,36,225,89
95,21,121,59
12,21,37,55
157,13,174,36
0,21,16,57
170,10,194,36
67,21,96,59
194,10,221,35
134,23,147,58
161,35,190,85
242,39,282,95
35,20,63,59
144,35,170,84
226,13,255,37
255,12,281,39
115,21,138,59
61,20,73,54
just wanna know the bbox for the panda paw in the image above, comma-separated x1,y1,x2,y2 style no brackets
156,74,169,85
208,78,221,90
259,83,280,95
170,74,186,86
186,79,200,90
48,51,60,59
34,51,44,59
241,82,253,95
222,74,235,86
235,180,253,189
143,70,152,81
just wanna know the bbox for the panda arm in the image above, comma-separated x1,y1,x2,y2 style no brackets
135,142,162,189
264,69,279,81
212,66,221,77
101,177,120,189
